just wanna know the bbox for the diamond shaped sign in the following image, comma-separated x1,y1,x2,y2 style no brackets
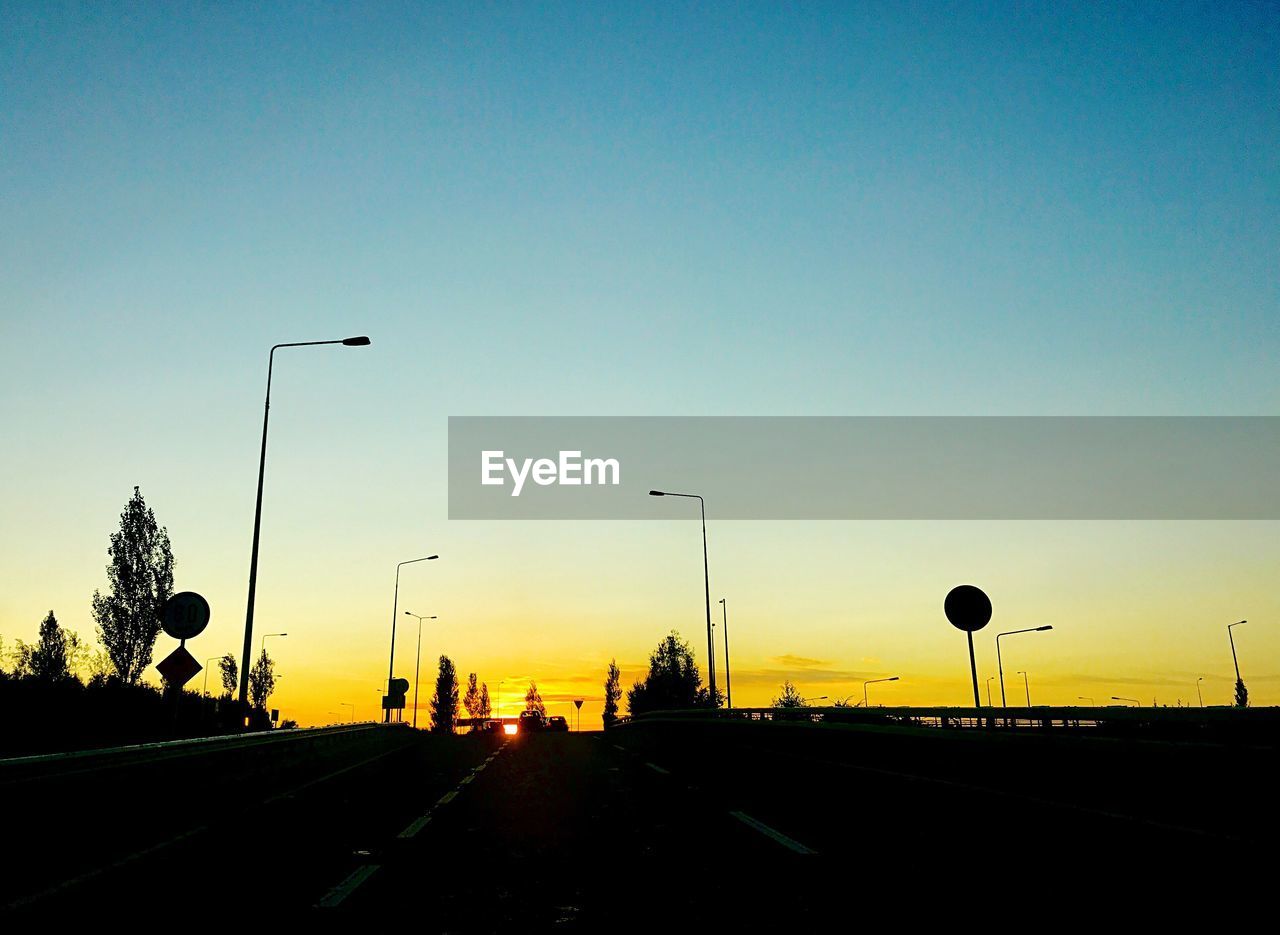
156,646,202,688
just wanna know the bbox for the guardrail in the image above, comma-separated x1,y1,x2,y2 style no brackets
611,705,1280,739
0,721,400,770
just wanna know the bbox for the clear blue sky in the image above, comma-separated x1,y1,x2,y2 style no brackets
1,2,1276,720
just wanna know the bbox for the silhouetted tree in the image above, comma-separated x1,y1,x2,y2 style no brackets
1235,678,1249,708
627,631,715,716
90,487,174,684
248,649,276,710
430,655,459,733
13,611,79,684
218,653,238,697
524,681,546,717
479,682,492,718
603,658,622,727
772,680,806,708
463,672,482,729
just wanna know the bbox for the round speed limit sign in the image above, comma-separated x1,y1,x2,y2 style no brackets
162,591,211,641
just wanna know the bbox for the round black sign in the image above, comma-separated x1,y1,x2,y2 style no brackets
944,584,992,632
161,591,211,641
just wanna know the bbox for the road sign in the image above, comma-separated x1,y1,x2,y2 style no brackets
156,646,202,688
944,584,992,632
162,591,211,641
945,584,991,708
382,694,406,710
389,678,410,695
573,699,584,710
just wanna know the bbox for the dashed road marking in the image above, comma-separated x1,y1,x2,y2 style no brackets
729,811,817,855
437,790,457,807
460,774,474,785
645,761,670,775
316,863,381,908
397,811,433,839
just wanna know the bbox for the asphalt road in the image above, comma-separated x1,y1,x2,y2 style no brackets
4,721,1274,922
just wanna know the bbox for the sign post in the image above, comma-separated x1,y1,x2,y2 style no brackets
573,698,584,732
156,591,212,692
944,584,992,708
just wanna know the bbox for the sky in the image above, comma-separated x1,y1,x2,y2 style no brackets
1,1,1277,727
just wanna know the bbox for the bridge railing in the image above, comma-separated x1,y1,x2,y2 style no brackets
610,704,1280,739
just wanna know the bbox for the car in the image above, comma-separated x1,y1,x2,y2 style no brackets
518,710,545,732
546,715,569,732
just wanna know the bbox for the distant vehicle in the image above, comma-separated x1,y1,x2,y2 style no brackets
518,710,546,732
481,719,503,733
546,715,569,732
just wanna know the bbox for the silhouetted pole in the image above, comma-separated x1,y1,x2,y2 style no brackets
996,626,1053,707
863,676,899,708
1112,696,1140,706
261,632,286,656
1196,677,1205,708
341,702,355,722
238,335,370,720
1223,619,1244,686
985,676,995,707
719,598,732,709
386,555,438,723
1078,696,1094,705
404,612,437,729
1017,670,1030,707
649,491,716,704
203,657,220,697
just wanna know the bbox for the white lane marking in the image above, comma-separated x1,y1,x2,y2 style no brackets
5,824,208,910
397,812,433,839
264,745,407,804
611,745,627,753
645,762,670,775
437,790,457,806
729,811,817,855
460,774,474,785
316,863,381,908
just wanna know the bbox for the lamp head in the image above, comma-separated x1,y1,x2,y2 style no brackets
1036,625,1053,632
649,490,665,497
342,336,371,346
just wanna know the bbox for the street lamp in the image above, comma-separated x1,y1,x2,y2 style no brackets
718,598,732,709
385,555,438,722
1228,619,1247,706
238,335,371,719
1196,676,1205,708
261,632,287,656
1016,670,1031,707
341,702,355,723
649,490,716,704
203,657,221,697
404,611,437,729
863,676,900,708
985,676,995,707
1111,696,1140,707
996,626,1052,707
1077,696,1095,705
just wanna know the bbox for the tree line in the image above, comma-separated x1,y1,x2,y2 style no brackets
0,487,282,753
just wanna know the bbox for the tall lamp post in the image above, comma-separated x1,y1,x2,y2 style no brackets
1196,677,1205,708
385,555,438,722
203,657,221,697
863,676,899,708
1112,696,1140,707
261,632,287,656
341,702,355,723
985,676,995,707
404,612,437,729
1016,670,1031,707
238,335,370,718
996,626,1053,707
649,490,716,704
1228,619,1247,706
718,598,732,709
